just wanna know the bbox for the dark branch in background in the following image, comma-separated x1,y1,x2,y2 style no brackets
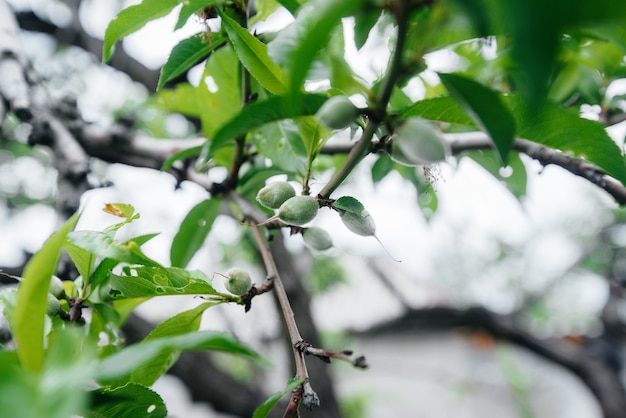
363,306,626,418
14,3,161,91
123,312,267,417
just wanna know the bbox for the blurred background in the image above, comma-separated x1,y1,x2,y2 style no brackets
2,0,626,417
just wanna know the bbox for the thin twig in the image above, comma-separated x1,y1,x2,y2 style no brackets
248,220,308,381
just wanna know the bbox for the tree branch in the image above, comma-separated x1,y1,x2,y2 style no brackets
446,132,626,204
364,306,626,418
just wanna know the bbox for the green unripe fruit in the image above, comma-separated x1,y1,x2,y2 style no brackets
391,118,449,166
46,293,61,316
224,267,252,296
49,275,65,299
302,227,333,251
316,96,359,130
277,196,319,226
340,209,376,237
256,181,296,210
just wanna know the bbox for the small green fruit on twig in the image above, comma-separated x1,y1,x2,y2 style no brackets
316,95,359,130
256,181,296,210
277,196,319,226
224,267,252,296
46,293,61,316
302,227,333,251
49,275,66,299
390,118,449,166
333,196,400,262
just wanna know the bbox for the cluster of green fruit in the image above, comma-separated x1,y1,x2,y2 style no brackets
46,275,66,316
255,181,332,251
255,182,384,253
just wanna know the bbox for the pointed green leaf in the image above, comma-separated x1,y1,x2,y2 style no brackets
158,33,226,90
103,0,180,62
401,95,474,126
333,196,365,214
107,266,217,299
152,83,201,117
219,11,288,95
198,46,241,138
439,73,516,164
268,0,367,98
206,93,326,156
464,150,528,199
253,379,305,418
88,383,167,418
170,199,222,268
130,302,219,386
13,213,79,372
95,331,269,381
512,98,626,185
64,241,95,285
354,7,382,50
67,231,162,268
252,122,307,174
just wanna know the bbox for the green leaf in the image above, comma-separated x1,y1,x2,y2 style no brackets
102,202,141,234
152,83,201,117
107,266,217,299
353,7,382,50
401,95,474,126
297,115,330,160
0,352,39,417
268,0,367,98
439,73,516,164
371,154,394,184
89,257,120,297
170,199,222,268
333,196,365,214
64,241,95,286
464,150,528,199
206,93,327,156
87,383,167,418
103,0,180,62
198,46,242,138
13,213,79,372
94,331,269,381
0,328,91,418
252,121,307,174
253,379,305,418
67,231,162,268
219,11,288,95
512,98,626,185
158,33,226,90
129,302,219,386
